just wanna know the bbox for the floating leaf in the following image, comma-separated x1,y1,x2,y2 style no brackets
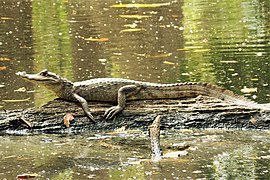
220,60,238,64
111,3,171,8
0,57,11,61
2,97,30,103
84,37,109,42
1,17,13,20
17,173,39,179
181,73,190,76
193,49,210,53
4,155,16,159
98,59,107,63
241,87,257,93
0,66,7,71
63,113,74,127
119,14,151,19
120,28,145,33
163,61,176,65
148,53,172,58
193,170,203,174
14,87,27,92
251,78,259,81
124,23,138,28
176,48,188,51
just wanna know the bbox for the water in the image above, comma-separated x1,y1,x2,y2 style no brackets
0,129,270,179
0,1,270,179
0,0,269,110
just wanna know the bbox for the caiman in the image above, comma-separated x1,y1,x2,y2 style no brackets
16,69,270,122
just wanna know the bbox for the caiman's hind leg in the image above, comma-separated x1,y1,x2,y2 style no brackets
104,85,141,120
73,93,96,123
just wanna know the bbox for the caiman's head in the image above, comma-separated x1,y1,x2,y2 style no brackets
16,69,65,83
16,69,72,94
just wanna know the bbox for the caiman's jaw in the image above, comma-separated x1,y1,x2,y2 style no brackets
16,69,60,83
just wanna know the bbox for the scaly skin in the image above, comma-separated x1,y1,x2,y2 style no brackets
16,69,270,122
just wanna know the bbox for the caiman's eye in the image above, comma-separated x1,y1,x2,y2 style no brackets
40,69,48,76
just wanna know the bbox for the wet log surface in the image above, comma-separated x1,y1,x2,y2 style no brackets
0,96,270,134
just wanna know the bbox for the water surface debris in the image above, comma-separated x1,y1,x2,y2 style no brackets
120,28,145,33
119,14,151,19
17,173,39,179
84,37,109,42
2,97,30,103
14,87,27,92
111,3,171,8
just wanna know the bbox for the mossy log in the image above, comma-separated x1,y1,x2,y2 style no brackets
0,96,270,134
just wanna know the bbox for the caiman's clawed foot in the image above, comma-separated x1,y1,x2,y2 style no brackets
104,105,124,120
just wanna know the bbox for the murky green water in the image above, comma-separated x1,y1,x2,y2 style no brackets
0,0,269,110
1,1,270,179
0,129,270,179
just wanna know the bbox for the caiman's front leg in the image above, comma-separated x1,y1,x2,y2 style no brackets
73,93,95,123
104,85,141,120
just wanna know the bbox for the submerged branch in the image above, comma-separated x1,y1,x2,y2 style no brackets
149,115,162,161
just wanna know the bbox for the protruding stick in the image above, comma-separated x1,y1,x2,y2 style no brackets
149,115,162,161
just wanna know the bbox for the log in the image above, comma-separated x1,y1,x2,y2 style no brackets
0,96,270,134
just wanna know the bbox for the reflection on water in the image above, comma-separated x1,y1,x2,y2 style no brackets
0,129,270,179
0,0,269,110
1,1,270,179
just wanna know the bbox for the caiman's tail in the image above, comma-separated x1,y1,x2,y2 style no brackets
187,82,270,110
146,82,270,111
204,83,270,111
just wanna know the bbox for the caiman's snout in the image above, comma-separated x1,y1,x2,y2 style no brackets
16,69,58,82
16,71,27,78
